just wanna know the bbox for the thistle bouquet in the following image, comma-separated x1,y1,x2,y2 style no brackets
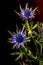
8,3,43,65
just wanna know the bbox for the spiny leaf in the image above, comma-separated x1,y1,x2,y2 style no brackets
32,23,38,30
10,52,20,55
15,53,23,61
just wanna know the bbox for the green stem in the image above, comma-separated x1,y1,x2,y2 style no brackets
20,62,22,65
25,19,32,34
25,20,30,30
33,39,39,56
40,44,42,56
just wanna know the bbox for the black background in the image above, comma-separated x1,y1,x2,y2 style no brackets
0,0,42,65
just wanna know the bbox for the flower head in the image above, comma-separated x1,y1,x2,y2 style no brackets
15,3,38,20
8,26,30,49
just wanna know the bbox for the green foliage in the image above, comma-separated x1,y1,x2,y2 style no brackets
8,3,43,65
10,21,43,65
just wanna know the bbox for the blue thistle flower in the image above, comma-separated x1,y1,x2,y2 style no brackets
15,3,38,20
8,26,30,49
